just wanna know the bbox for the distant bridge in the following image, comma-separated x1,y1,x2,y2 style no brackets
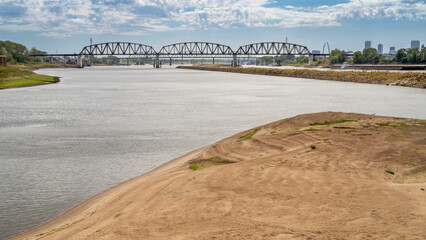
31,41,330,68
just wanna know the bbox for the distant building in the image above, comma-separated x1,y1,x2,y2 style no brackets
389,47,396,54
365,41,371,49
411,40,420,50
311,50,321,55
377,44,383,54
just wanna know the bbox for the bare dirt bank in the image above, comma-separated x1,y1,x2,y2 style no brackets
10,112,426,240
177,66,426,89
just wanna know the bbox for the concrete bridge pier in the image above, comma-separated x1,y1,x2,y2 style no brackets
51,56,53,64
154,54,160,68
213,57,215,64
169,58,172,66
309,55,314,66
232,53,238,67
78,55,83,68
63,56,66,66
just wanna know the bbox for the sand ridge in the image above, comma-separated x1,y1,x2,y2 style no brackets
10,112,426,240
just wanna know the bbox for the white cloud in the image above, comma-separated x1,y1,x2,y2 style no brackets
0,0,424,37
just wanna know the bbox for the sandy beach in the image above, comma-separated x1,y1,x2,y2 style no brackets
10,112,426,240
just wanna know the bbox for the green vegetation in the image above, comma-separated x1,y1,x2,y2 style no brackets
310,145,316,150
189,156,235,170
177,66,426,89
394,45,426,64
385,170,395,175
0,67,58,89
270,131,276,134
353,45,426,64
258,54,312,65
310,119,357,126
329,49,347,64
0,40,48,64
303,128,320,131
238,129,258,141
421,188,425,191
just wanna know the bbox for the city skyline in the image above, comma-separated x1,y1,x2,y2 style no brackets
0,0,425,53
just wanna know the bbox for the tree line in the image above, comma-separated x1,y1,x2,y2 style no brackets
0,40,48,64
258,45,426,65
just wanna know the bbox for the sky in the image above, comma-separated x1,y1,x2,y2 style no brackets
0,0,425,54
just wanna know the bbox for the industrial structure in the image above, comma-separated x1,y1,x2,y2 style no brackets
30,41,330,68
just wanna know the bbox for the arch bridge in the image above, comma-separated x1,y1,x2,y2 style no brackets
30,41,318,68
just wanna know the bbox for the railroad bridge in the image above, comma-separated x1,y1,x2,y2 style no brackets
31,41,319,68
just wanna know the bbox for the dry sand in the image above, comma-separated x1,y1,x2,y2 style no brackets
11,112,426,240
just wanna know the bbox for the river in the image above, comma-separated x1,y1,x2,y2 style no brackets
0,66,425,239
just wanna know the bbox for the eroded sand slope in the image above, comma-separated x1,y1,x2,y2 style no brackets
12,112,426,240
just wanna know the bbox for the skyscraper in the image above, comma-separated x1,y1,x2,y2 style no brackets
411,40,420,50
365,41,371,49
378,44,383,54
390,47,396,54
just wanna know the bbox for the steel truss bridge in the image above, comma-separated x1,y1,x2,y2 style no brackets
31,41,323,68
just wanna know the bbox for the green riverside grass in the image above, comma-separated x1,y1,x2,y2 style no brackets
238,129,258,141
310,119,357,126
189,156,235,170
0,67,58,89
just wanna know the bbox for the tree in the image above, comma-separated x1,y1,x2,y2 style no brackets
362,48,380,64
420,45,426,63
297,56,309,64
394,49,407,63
406,48,420,64
329,49,347,64
275,55,295,65
353,51,363,64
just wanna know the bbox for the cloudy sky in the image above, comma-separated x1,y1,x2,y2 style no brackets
0,0,425,53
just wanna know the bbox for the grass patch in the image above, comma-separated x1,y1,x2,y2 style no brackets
238,129,258,141
304,128,320,131
377,122,390,126
385,170,395,175
0,67,58,89
270,131,276,134
310,145,316,149
310,119,357,126
421,188,425,191
189,156,235,170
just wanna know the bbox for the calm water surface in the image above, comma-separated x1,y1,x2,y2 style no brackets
0,66,425,239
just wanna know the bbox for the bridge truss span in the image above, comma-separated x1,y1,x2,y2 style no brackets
79,42,156,56
159,42,234,56
236,42,311,56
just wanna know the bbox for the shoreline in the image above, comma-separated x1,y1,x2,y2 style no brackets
9,112,426,240
0,66,60,90
0,76,60,90
177,66,426,89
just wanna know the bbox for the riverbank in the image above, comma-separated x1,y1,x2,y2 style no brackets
10,112,426,240
0,67,59,89
177,66,426,88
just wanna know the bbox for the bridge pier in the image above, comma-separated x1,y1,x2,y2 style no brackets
63,56,66,66
78,55,83,68
309,55,314,66
232,53,238,67
213,57,215,65
154,54,160,68
170,58,172,66
51,56,53,64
